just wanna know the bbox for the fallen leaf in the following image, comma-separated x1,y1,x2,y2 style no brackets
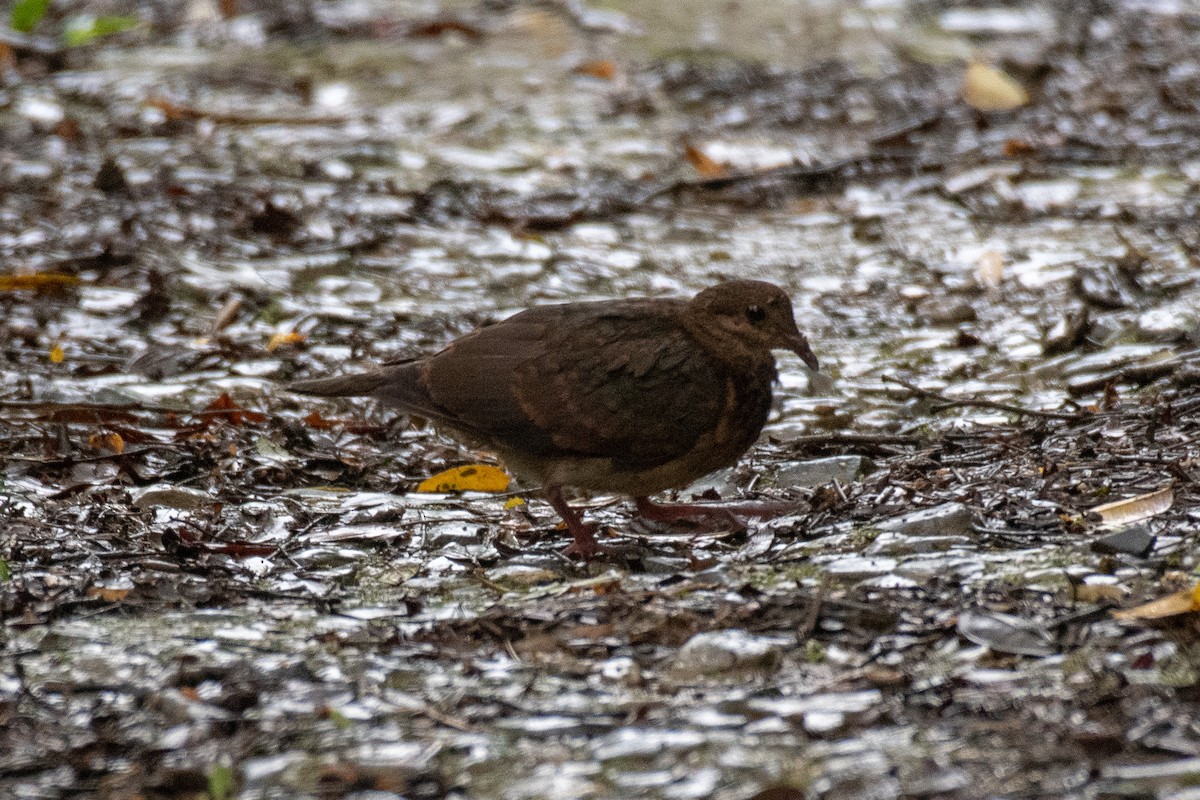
49,343,65,363
316,760,360,786
977,250,1004,288
266,330,305,352
1112,583,1200,620
207,764,236,800
407,18,485,40
12,0,51,31
957,609,1056,656
52,117,83,142
86,585,131,602
0,273,80,292
1072,583,1127,604
685,144,729,178
145,95,204,121
575,59,617,80
1091,486,1173,528
417,464,511,493
504,496,526,509
88,432,125,454
198,393,267,427
62,14,139,47
1003,138,1035,157
961,62,1028,112
302,411,337,430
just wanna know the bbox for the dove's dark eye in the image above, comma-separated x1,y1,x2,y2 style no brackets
746,305,766,323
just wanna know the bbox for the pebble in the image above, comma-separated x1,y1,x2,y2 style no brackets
879,503,973,538
670,630,783,677
1091,525,1156,558
747,690,882,736
775,456,866,488
866,532,970,555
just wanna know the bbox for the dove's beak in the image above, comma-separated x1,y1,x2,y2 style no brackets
786,333,820,372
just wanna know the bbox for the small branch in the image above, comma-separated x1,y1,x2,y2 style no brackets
5,445,175,466
778,431,923,447
882,376,1084,421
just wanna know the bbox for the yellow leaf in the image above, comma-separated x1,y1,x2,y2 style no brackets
504,496,526,509
1112,584,1200,621
0,273,80,292
1092,487,1173,528
89,432,125,454
49,344,65,363
267,330,306,352
417,464,511,493
962,62,1028,112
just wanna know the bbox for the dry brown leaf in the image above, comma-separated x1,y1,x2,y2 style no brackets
1092,486,1173,528
575,59,617,80
1003,138,1035,157
53,118,83,142
408,18,485,40
685,144,729,178
962,62,1029,112
1112,583,1200,620
145,95,204,121
199,393,267,427
1073,583,1127,604
302,411,337,430
89,432,125,454
87,586,131,602
316,761,361,787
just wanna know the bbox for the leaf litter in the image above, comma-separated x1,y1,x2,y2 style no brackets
2,1,1200,799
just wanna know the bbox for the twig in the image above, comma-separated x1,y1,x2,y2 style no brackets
882,375,1084,421
779,431,924,447
639,157,859,203
796,580,828,642
4,445,176,466
0,399,186,414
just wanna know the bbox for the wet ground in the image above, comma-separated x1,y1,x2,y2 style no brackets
3,1,1200,798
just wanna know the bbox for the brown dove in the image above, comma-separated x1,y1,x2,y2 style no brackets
288,280,819,558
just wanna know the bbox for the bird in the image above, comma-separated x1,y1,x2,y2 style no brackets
288,280,819,559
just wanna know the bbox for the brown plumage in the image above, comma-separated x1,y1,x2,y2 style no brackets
289,280,818,558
